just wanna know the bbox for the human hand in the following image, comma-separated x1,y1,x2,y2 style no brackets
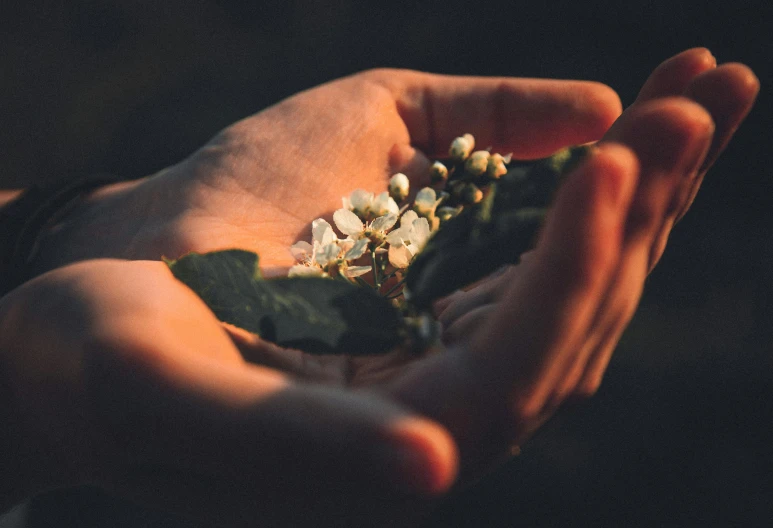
10,48,758,523
0,259,456,526
391,48,759,472
32,56,625,275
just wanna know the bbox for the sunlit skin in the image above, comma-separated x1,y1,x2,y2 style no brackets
0,49,758,526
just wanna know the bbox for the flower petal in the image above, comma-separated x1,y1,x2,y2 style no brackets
344,265,372,278
388,244,413,269
411,217,431,249
372,192,400,216
290,241,314,262
333,209,364,237
386,226,410,246
312,218,336,246
316,243,340,268
344,238,369,260
289,265,325,277
371,213,398,232
349,189,373,213
399,210,419,228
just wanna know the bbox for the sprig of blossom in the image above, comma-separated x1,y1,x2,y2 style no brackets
288,132,513,305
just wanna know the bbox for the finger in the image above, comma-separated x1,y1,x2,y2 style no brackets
389,144,637,468
363,69,622,158
675,62,760,221
648,64,759,265
603,97,714,271
85,331,457,499
634,47,716,103
574,101,716,394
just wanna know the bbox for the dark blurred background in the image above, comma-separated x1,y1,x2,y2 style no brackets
1,0,771,526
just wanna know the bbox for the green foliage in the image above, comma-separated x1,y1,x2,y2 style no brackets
166,250,405,355
405,145,591,309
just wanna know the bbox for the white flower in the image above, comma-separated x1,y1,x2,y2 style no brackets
342,189,374,219
333,208,398,241
388,173,410,202
386,210,431,268
370,192,399,217
342,189,398,220
289,218,372,278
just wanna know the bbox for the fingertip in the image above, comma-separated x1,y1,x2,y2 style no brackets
606,96,714,171
684,47,717,70
687,62,761,105
386,417,459,496
637,48,717,102
585,82,623,136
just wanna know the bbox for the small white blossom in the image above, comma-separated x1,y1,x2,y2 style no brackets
388,173,410,202
290,217,373,278
333,208,398,241
370,192,399,217
342,189,374,219
342,189,398,220
386,210,431,268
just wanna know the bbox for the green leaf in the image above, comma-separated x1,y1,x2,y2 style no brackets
405,145,590,309
165,250,405,355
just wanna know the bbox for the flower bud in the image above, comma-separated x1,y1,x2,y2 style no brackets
449,133,475,162
486,153,508,179
436,205,462,222
388,173,410,203
448,180,466,200
465,150,490,177
462,183,483,204
430,161,449,184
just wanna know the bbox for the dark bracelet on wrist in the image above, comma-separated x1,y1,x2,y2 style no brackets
0,174,124,297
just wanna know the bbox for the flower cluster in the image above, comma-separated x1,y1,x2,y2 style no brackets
288,133,512,302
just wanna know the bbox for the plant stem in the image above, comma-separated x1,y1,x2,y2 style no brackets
370,249,381,289
382,278,406,298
